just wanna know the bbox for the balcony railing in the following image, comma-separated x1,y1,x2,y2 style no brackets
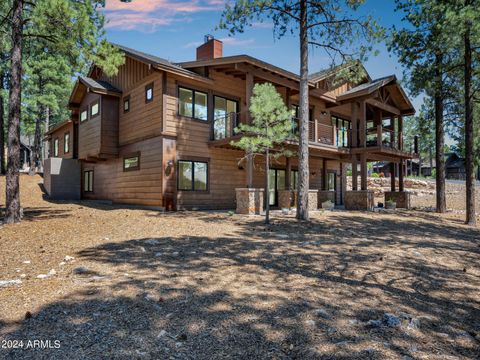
212,112,239,140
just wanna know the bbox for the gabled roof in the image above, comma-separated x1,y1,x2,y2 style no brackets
79,77,121,94
308,61,371,83
112,43,212,83
45,119,72,137
337,75,396,100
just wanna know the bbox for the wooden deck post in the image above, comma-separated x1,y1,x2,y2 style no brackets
245,72,254,124
390,116,396,147
246,153,253,188
399,159,405,192
390,162,396,192
351,102,358,148
360,153,367,190
352,155,358,191
359,100,366,148
377,125,383,146
398,115,403,151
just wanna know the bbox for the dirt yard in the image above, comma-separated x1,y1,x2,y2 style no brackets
0,175,479,359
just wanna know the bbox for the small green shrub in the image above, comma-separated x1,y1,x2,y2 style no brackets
371,173,380,178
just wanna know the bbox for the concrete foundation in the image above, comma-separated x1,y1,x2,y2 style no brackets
236,188,264,215
384,191,411,209
345,190,374,211
43,158,81,200
308,189,319,211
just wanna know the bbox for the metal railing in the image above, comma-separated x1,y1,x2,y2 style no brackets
212,112,239,140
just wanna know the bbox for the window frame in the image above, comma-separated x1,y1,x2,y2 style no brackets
84,170,94,193
145,82,154,104
177,86,209,122
213,95,239,139
177,159,209,192
123,95,130,113
80,109,88,122
53,138,59,157
123,152,141,172
90,100,100,118
64,132,70,154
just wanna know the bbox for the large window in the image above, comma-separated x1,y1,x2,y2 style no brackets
213,95,238,139
178,87,208,121
333,116,350,147
123,153,140,171
64,132,70,154
84,170,94,192
53,138,59,157
178,160,208,191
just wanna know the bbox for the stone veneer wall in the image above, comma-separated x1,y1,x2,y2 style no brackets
308,190,318,211
345,190,374,211
235,188,264,215
384,191,411,209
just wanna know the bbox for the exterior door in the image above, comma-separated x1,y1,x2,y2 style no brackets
268,169,286,207
327,171,337,204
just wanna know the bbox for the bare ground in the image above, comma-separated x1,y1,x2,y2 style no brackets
0,175,479,359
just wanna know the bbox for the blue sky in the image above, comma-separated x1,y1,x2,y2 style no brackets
103,0,423,111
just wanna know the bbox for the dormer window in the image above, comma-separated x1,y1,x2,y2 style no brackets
80,110,88,122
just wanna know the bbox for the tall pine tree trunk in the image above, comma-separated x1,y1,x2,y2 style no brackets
434,53,446,213
265,148,270,225
5,0,23,224
0,71,5,175
29,103,45,176
296,0,310,221
464,23,476,226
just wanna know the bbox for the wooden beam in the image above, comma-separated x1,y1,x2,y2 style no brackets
322,158,327,190
351,102,358,148
366,98,400,115
399,159,405,192
235,63,300,91
390,162,396,192
360,153,368,190
398,115,403,151
352,155,358,191
359,100,366,148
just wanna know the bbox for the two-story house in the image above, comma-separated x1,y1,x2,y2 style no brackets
44,36,416,211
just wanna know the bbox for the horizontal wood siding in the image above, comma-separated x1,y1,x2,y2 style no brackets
82,136,163,206
119,72,163,145
101,96,119,156
49,122,74,159
78,93,101,159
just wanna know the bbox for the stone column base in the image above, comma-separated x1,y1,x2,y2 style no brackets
345,190,374,211
235,188,264,215
318,190,335,204
384,191,411,209
278,190,295,209
308,189,319,211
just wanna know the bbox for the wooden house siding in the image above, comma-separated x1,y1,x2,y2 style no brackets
98,57,154,93
82,136,163,206
78,93,102,159
49,122,74,159
118,72,163,146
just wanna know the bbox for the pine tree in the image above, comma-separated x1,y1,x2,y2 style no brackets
231,83,293,224
219,0,381,221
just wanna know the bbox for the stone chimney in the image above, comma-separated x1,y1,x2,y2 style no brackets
196,35,223,61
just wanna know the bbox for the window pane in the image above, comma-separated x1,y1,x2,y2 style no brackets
124,156,139,170
179,88,193,118
80,111,87,122
64,134,69,153
226,100,237,114
194,162,207,190
178,161,193,190
214,96,227,118
194,91,208,120
124,98,129,112
89,172,93,192
54,139,59,156
146,87,153,101
277,170,286,191
91,103,99,116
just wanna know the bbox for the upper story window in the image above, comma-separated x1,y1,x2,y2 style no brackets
123,95,130,113
64,132,70,153
80,109,88,122
90,100,100,118
53,138,59,157
333,116,350,148
178,87,208,121
178,160,208,191
123,153,140,171
213,95,238,140
145,83,154,103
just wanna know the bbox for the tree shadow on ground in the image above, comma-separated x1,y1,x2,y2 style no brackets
2,211,479,359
